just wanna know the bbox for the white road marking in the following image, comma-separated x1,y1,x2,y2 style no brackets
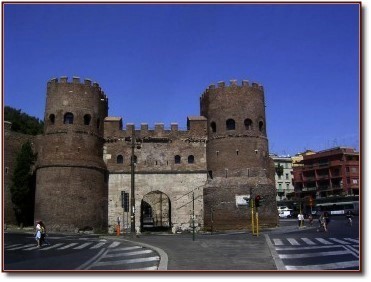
285,260,359,270
279,250,351,259
301,238,316,245
315,238,333,245
287,238,300,245
73,242,92,249
103,249,153,258
58,243,79,250
93,256,160,267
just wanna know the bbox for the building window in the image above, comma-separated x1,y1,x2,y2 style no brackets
259,120,264,133
286,183,290,189
175,155,181,164
49,114,55,125
226,119,236,130
188,155,195,164
244,118,253,130
285,173,289,180
84,114,91,125
210,122,216,133
117,155,124,164
5,167,9,174
64,112,74,124
97,118,101,129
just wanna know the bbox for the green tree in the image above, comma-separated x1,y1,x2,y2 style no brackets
275,163,284,177
10,141,37,226
4,106,44,135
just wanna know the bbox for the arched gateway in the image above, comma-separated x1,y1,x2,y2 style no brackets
141,191,171,232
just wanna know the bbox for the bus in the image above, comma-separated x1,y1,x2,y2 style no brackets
314,201,359,216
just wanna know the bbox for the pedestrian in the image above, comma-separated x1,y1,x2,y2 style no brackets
39,221,49,246
35,221,42,247
317,213,325,232
323,212,330,232
346,210,353,226
308,214,313,226
297,212,304,227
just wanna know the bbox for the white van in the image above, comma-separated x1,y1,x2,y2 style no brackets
279,210,292,218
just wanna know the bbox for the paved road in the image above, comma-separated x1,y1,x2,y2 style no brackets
267,235,359,270
4,216,360,271
4,232,161,271
266,216,360,271
130,232,277,270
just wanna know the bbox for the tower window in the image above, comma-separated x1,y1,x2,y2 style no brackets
210,122,216,133
84,114,91,125
97,118,101,129
117,155,124,164
226,119,236,130
175,155,181,164
244,118,252,130
64,112,74,124
49,114,55,125
259,121,264,133
188,155,195,164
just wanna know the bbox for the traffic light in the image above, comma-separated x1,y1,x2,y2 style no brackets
255,195,261,207
309,196,313,207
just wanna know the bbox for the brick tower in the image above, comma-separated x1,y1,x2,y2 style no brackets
34,77,109,232
200,79,277,230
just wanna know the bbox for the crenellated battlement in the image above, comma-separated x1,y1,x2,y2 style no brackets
47,76,108,102
104,116,208,142
201,78,264,100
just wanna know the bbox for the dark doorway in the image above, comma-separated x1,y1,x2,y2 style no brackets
141,191,171,232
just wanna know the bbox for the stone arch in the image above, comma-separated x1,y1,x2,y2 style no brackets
141,190,171,232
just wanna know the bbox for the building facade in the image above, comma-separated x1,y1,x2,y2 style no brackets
5,76,278,233
292,147,360,201
270,154,295,202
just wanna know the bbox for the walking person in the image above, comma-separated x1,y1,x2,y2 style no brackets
35,221,42,247
323,211,330,232
317,213,325,232
39,221,50,246
308,214,313,226
346,210,353,226
297,212,304,228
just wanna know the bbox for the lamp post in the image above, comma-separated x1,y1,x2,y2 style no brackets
130,127,136,235
129,127,141,236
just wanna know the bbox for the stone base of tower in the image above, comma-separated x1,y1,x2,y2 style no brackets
203,177,278,231
35,166,108,232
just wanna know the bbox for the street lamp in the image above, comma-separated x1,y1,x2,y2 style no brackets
129,127,141,236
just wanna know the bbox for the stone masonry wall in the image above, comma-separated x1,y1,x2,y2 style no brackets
108,173,207,233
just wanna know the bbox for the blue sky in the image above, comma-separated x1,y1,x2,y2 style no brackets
3,3,360,156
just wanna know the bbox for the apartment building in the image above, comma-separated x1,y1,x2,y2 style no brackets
270,154,295,201
292,147,359,199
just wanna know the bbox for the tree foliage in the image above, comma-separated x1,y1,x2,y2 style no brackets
10,141,37,226
4,106,44,135
275,163,284,177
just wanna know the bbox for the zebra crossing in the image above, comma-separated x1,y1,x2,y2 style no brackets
4,239,161,270
269,237,359,271
4,240,126,251
271,237,359,247
76,245,160,270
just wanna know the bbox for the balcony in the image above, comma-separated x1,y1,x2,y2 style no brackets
316,174,329,180
302,187,317,192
